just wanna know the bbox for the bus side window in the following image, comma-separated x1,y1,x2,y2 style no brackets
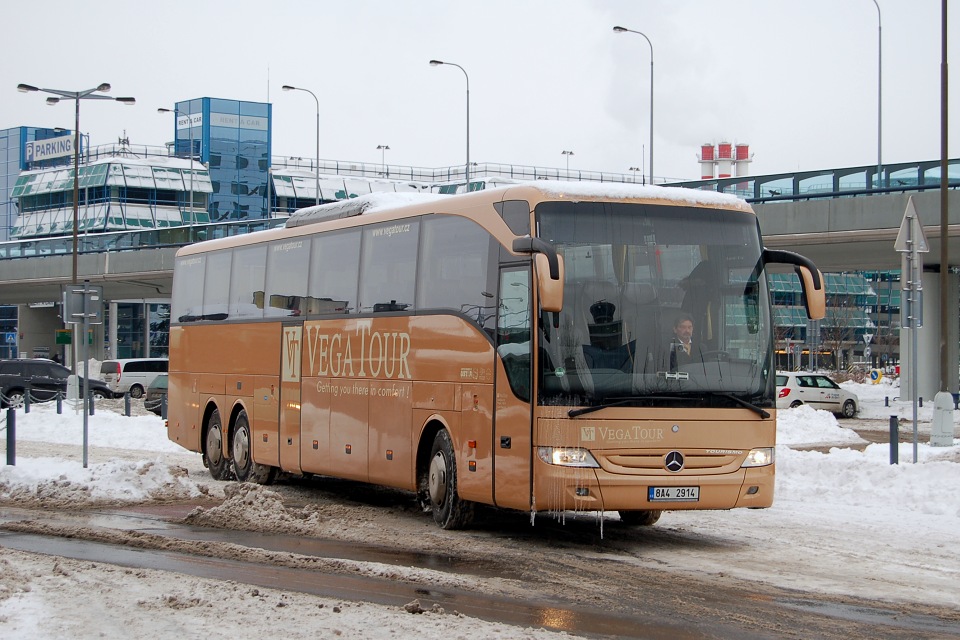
308,229,361,314
497,268,531,401
359,220,420,313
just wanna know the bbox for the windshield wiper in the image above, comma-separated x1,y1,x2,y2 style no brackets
567,393,770,418
708,392,770,418
568,396,696,418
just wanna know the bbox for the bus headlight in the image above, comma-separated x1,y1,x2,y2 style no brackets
537,446,600,468
741,447,775,467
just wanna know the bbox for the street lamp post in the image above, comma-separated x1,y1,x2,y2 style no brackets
613,26,654,184
282,85,320,206
17,83,134,284
871,0,882,188
377,144,390,176
562,150,574,175
429,59,470,190
629,166,641,184
158,107,196,227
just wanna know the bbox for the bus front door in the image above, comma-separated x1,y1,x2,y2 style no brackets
493,267,534,511
279,323,302,474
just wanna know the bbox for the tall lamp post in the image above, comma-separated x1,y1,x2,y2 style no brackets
562,150,574,175
613,26,654,185
871,0,882,188
282,84,320,206
429,59,470,190
17,83,135,283
377,144,390,176
158,107,197,227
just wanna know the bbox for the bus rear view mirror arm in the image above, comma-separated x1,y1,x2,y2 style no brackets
762,248,822,290
512,237,560,281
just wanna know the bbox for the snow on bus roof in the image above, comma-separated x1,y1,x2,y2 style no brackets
517,180,750,209
284,180,749,229
284,192,448,228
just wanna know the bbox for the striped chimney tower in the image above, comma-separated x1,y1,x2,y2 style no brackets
698,143,715,179
734,143,752,177
716,141,734,179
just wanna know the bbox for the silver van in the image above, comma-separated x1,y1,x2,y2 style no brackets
100,358,168,398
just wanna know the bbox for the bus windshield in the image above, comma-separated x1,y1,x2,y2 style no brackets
536,201,774,408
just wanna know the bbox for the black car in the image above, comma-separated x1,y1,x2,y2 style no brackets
0,359,114,408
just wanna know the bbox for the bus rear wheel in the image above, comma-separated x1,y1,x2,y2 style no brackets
231,410,275,484
203,408,233,481
618,510,662,527
427,429,473,529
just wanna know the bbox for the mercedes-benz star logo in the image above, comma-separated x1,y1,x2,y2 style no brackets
664,451,684,472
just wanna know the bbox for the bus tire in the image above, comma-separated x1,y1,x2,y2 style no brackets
203,408,233,481
231,409,276,484
618,510,662,527
427,429,473,529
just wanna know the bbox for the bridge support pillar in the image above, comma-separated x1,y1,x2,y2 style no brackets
899,270,959,401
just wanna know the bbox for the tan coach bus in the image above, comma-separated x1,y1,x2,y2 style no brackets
167,182,825,529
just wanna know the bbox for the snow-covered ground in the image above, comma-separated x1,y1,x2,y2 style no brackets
1,378,958,638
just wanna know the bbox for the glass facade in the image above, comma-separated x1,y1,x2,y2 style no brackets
177,98,271,222
110,302,170,359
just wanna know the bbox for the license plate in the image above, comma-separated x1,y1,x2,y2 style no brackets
648,486,700,502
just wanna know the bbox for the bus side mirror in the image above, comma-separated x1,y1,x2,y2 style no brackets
762,248,826,321
795,265,826,320
536,254,564,312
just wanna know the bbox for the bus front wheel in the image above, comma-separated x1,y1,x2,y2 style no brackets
231,410,276,484
427,430,473,530
203,408,233,481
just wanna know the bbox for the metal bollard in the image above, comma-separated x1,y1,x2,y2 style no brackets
88,391,95,416
124,392,131,417
161,394,168,420
57,394,63,414
884,396,889,407
5,408,14,466
919,396,923,407
24,385,30,414
889,415,899,465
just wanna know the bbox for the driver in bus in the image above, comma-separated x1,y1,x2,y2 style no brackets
670,312,700,370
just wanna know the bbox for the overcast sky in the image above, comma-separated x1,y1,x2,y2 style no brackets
4,1,958,182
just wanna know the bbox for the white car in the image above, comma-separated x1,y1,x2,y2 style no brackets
775,372,859,418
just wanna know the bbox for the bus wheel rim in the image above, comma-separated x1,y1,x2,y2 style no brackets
234,428,250,467
429,452,447,505
206,426,222,464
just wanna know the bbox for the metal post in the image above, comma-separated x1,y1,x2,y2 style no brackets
124,392,131,417
5,408,14,466
24,384,30,413
82,280,90,468
889,415,898,465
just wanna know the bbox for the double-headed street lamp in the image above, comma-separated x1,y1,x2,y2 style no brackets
562,150,574,174
282,84,320,206
17,83,135,283
429,59,470,190
377,144,390,176
158,107,197,226
613,26,654,185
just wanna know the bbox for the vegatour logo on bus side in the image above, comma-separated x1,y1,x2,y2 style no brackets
282,326,302,383
304,321,411,379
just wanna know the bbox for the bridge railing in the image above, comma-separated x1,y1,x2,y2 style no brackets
668,158,960,202
0,218,286,261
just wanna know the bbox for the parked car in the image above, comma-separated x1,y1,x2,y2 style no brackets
143,373,168,416
0,358,114,408
775,371,859,418
100,358,168,399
